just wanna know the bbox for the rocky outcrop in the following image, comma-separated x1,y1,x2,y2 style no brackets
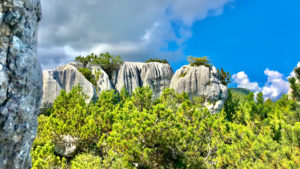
111,62,173,98
41,62,228,114
41,64,97,111
0,0,42,168
86,64,113,94
170,65,228,113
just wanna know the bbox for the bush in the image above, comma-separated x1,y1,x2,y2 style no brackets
71,154,102,169
32,86,299,168
77,67,97,86
145,58,169,64
289,67,300,101
75,52,123,78
217,68,231,86
188,56,212,68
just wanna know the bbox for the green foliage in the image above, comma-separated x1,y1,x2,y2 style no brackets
289,67,300,101
188,56,212,68
71,154,102,169
32,85,300,168
31,142,66,169
145,58,169,64
217,68,231,86
75,52,123,78
178,71,188,78
77,67,97,86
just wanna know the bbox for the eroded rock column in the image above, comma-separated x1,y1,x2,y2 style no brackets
0,0,42,168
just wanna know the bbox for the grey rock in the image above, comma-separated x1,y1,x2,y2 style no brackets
41,64,97,111
170,65,228,113
0,0,42,168
54,135,78,158
86,64,113,95
111,62,173,98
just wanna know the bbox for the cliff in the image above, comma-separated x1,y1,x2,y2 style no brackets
41,63,98,111
0,0,42,168
111,62,173,98
41,62,228,113
170,65,228,113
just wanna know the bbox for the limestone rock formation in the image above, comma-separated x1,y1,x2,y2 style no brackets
86,64,113,94
170,65,228,113
0,0,42,168
41,63,97,111
111,62,173,98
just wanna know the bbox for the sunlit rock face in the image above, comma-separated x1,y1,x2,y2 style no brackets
0,0,42,168
41,63,98,111
170,65,228,113
111,62,173,98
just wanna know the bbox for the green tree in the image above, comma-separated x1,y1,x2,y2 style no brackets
145,58,169,64
75,52,123,78
217,68,231,86
188,56,212,68
289,67,300,101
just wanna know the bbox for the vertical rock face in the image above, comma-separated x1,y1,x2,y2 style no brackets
0,0,42,168
170,65,228,113
111,62,173,98
41,63,98,111
86,64,113,94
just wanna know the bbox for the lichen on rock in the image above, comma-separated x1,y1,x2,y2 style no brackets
0,0,42,168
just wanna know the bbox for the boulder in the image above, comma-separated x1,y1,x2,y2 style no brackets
170,65,228,113
111,62,173,98
41,63,97,111
0,0,43,168
54,135,78,158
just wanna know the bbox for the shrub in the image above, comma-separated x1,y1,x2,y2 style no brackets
31,86,299,168
75,52,123,78
289,67,300,101
145,58,169,64
217,68,231,86
71,154,102,169
188,56,212,68
77,67,97,86
178,71,188,78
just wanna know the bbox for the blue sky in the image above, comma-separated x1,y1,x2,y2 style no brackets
170,0,300,86
39,0,299,100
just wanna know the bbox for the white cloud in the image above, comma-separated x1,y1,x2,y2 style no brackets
261,69,289,100
38,0,234,69
232,63,300,100
232,72,261,92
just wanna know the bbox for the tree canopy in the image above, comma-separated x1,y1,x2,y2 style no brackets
75,52,123,78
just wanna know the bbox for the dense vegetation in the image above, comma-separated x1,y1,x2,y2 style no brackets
145,58,169,64
32,72,300,168
75,52,123,78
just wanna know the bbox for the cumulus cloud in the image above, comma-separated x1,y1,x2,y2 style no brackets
232,63,300,100
261,69,289,100
232,72,261,92
38,0,234,69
